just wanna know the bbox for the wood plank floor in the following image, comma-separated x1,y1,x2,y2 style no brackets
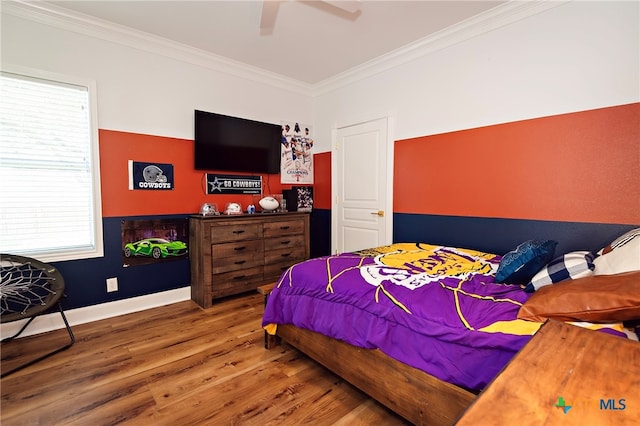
1,292,411,425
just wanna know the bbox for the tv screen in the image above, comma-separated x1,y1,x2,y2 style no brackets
194,110,281,173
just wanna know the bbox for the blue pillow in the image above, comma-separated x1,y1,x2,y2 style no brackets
495,240,557,284
524,251,595,293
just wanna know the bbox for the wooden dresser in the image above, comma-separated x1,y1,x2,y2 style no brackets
189,212,310,308
455,320,640,425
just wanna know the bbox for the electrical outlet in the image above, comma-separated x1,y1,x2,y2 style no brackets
106,277,118,292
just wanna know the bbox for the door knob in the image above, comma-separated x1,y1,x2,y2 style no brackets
370,210,384,217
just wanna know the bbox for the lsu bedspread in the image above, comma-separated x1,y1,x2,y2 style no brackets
262,243,623,390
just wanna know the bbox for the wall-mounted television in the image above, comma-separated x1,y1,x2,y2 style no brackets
194,110,281,174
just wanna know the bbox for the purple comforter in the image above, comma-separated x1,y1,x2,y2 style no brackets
263,243,538,390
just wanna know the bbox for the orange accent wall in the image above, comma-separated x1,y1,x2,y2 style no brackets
99,129,287,217
394,103,640,225
313,152,332,209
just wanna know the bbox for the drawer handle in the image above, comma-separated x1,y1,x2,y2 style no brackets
234,246,246,251
280,226,290,230
233,275,246,280
234,260,246,265
232,230,245,234
280,240,291,245
281,253,291,257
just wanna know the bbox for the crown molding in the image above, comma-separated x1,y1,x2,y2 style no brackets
312,0,570,96
2,0,313,96
3,0,569,98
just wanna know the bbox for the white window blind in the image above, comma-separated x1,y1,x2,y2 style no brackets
0,70,103,262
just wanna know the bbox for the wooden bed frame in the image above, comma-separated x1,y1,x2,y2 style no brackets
259,285,476,425
272,324,476,425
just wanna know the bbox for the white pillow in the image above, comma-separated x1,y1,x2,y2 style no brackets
594,229,640,275
597,228,640,255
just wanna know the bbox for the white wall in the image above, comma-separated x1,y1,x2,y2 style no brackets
3,1,636,161
1,10,313,139
313,1,639,152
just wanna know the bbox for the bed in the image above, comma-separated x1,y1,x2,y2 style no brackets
262,233,640,425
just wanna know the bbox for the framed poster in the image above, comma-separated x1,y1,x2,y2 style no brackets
121,218,188,267
283,186,313,212
280,121,313,184
295,186,313,212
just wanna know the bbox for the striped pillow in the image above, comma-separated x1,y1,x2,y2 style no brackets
525,251,595,293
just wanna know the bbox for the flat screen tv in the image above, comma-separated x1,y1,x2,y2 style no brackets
194,110,282,173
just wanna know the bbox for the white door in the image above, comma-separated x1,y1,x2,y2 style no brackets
333,117,392,254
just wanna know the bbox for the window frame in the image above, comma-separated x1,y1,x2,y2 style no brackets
1,65,104,262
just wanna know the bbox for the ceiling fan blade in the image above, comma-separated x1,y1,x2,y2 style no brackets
323,0,361,14
260,0,281,32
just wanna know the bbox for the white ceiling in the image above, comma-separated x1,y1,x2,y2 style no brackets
45,0,507,85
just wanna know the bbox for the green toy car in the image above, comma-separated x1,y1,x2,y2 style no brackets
123,238,187,259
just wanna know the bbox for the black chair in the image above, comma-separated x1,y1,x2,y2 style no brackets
1,254,75,378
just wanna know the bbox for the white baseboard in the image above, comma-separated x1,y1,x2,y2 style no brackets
1,287,191,339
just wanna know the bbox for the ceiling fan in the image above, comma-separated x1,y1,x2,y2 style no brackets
260,0,361,34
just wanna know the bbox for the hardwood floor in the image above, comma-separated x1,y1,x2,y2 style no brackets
1,292,411,425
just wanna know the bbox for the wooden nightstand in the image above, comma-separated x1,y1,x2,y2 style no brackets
455,319,640,425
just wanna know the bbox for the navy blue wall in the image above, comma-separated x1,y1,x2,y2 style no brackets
310,209,332,258
393,213,638,256
48,213,637,311
52,216,190,310
52,212,334,311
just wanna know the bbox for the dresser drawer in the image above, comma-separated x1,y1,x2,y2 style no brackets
211,223,262,243
264,234,305,251
264,246,306,265
263,219,305,238
212,252,263,274
212,265,264,294
212,240,263,258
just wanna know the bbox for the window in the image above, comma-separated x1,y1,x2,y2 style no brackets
0,68,103,262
